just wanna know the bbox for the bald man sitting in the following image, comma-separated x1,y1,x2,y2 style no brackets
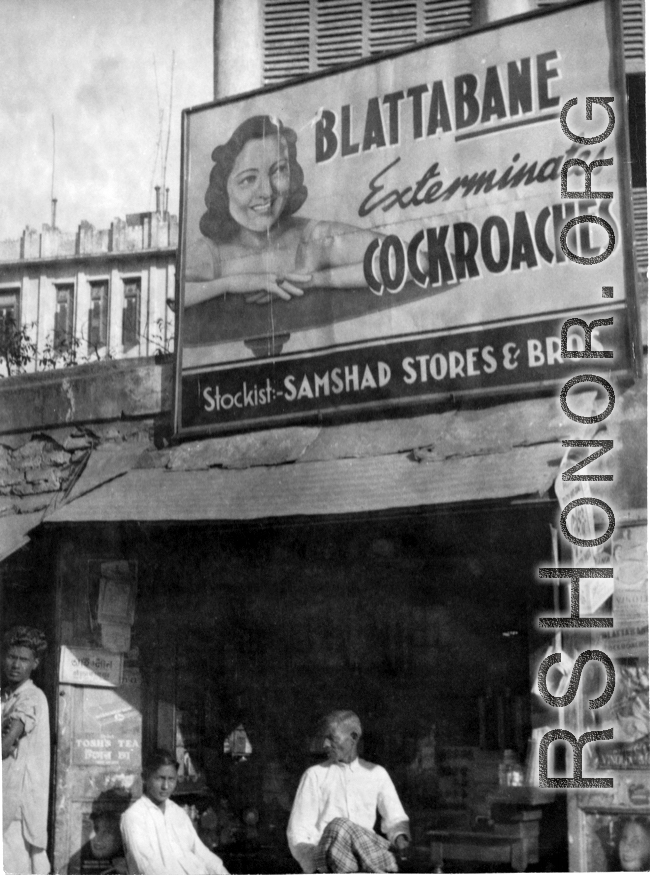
287,710,410,873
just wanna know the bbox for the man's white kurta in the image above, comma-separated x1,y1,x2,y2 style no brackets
120,795,228,875
2,678,50,848
287,758,410,873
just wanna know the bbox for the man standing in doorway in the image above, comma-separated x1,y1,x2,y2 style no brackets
2,626,51,874
287,710,410,873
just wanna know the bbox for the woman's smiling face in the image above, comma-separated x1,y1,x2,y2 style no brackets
227,136,290,233
619,822,650,871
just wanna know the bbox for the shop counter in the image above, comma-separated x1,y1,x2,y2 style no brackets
427,829,529,872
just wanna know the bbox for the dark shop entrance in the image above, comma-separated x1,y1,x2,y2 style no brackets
54,498,568,873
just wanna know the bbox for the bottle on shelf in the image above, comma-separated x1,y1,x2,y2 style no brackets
498,749,525,787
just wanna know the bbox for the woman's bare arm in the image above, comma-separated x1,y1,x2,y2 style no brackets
295,220,427,292
185,272,311,306
307,263,368,288
245,223,380,302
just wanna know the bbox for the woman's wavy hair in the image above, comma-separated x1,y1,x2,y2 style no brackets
199,115,308,243
615,816,650,869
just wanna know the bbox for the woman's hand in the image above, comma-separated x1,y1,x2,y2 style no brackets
243,273,312,304
185,272,311,307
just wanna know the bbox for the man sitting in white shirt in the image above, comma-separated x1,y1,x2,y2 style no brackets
287,710,410,873
120,749,229,875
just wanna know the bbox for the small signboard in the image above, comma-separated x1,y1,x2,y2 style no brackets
175,0,638,436
59,646,124,687
71,673,142,767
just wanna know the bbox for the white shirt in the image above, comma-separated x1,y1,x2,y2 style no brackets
287,758,410,873
120,795,229,875
2,678,50,848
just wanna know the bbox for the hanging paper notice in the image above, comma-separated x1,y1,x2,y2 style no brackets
97,561,137,625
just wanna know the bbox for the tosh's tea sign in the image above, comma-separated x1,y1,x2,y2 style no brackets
175,0,637,436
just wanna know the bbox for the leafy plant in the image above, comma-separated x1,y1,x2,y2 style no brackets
149,317,175,361
38,331,82,370
0,313,176,375
0,315,38,376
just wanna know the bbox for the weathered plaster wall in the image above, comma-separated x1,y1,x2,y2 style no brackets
0,357,171,436
0,357,168,520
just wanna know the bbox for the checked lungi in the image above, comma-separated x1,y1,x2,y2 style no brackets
313,817,399,873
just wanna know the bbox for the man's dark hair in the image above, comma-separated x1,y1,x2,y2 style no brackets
3,626,47,658
199,114,308,243
142,748,178,778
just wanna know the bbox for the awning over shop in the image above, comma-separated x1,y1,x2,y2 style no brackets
0,512,44,561
46,442,563,523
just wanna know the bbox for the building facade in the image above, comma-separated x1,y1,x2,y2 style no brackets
0,209,177,376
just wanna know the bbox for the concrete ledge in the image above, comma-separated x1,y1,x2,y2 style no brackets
0,357,173,435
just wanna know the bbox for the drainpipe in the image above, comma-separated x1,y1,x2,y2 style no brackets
213,0,264,99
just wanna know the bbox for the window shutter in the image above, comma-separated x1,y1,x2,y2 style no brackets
263,0,473,84
632,187,648,278
622,0,644,73
54,285,74,352
422,0,472,39
264,2,643,83
0,290,20,326
368,0,420,55
122,279,141,350
316,0,365,69
263,0,312,84
89,281,109,350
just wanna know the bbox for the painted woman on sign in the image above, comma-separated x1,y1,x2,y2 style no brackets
184,115,381,308
616,818,650,872
591,816,650,872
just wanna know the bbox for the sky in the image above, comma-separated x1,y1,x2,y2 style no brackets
0,0,214,240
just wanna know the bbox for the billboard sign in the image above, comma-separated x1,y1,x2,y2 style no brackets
175,0,637,436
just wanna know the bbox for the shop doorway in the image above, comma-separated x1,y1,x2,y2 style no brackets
131,500,566,870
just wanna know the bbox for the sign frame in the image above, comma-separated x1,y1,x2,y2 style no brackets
173,0,641,438
59,646,124,687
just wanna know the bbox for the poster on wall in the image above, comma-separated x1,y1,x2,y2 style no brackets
579,525,650,772
175,0,638,436
71,675,142,767
600,525,649,660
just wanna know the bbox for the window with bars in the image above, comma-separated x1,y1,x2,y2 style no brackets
54,284,74,352
122,278,141,350
88,280,109,351
263,0,473,84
